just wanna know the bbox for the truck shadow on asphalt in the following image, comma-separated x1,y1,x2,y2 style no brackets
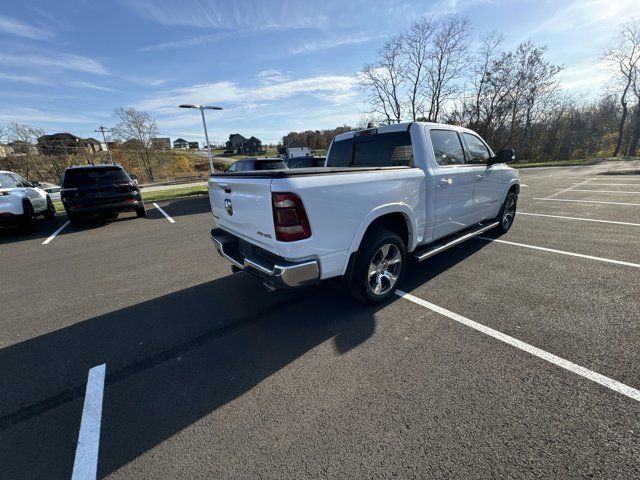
0,239,489,478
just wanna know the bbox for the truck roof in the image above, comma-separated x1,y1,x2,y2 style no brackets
333,121,468,142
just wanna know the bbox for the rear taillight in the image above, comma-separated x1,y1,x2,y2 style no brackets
272,192,311,242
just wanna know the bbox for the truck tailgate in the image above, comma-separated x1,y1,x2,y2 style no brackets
208,176,278,253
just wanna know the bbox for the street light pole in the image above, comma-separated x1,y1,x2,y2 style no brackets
178,104,222,173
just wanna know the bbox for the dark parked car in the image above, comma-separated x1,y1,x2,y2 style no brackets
227,158,287,172
284,156,326,169
60,164,146,225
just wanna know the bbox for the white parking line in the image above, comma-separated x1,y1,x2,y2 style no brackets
547,178,592,198
519,212,640,227
476,236,640,268
557,189,640,194
396,291,640,402
533,198,640,206
520,184,529,188
573,183,640,186
42,221,69,245
72,363,106,480
153,203,175,223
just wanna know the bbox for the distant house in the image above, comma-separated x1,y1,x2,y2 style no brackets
173,138,189,149
37,133,91,156
225,133,262,155
84,138,103,153
151,137,171,151
188,141,199,149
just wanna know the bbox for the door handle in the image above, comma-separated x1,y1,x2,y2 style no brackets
439,178,453,185
476,174,485,180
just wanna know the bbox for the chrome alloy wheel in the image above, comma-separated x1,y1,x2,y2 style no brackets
502,195,516,229
367,243,402,296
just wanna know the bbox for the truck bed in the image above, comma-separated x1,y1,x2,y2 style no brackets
211,166,414,178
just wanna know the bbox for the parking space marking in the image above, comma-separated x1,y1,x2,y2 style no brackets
42,221,70,245
476,236,640,268
519,212,640,227
396,291,640,402
153,203,175,223
71,363,106,480
520,184,529,187
532,198,640,206
557,189,640,194
573,183,640,186
547,178,592,198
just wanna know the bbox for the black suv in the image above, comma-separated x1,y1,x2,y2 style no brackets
60,164,146,225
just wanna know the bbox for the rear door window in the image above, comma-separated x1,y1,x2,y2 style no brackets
429,130,466,166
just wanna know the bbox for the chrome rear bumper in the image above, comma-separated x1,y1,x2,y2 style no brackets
210,228,319,288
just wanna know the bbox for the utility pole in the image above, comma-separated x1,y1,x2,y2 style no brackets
95,126,113,163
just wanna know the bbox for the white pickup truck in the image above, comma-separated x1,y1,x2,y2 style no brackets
209,122,519,303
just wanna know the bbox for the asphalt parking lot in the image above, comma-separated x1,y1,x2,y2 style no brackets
1,162,639,479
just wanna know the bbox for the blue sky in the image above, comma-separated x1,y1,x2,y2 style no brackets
0,0,637,145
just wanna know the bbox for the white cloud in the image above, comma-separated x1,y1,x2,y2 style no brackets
135,74,358,113
0,107,94,125
522,0,640,39
426,0,495,16
0,15,55,40
289,34,374,55
68,81,118,92
0,73,47,85
125,0,328,30
559,60,610,93
256,69,290,85
0,53,107,75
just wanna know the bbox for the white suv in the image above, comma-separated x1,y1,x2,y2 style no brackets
0,170,56,230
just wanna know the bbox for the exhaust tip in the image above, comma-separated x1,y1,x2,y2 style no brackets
262,281,277,292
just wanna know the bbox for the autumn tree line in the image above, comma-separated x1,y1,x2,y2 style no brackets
283,18,640,162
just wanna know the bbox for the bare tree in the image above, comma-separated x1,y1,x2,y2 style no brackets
112,107,159,181
424,17,470,122
402,18,436,121
359,35,405,123
603,20,640,156
6,122,45,181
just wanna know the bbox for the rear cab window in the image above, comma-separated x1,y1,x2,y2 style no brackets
63,167,129,187
327,131,413,168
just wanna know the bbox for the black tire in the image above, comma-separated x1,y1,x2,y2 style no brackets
350,229,406,304
136,204,147,218
495,191,517,234
44,196,56,220
21,201,39,232
66,212,81,227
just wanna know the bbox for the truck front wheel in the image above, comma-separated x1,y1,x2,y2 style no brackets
495,191,518,234
351,229,406,304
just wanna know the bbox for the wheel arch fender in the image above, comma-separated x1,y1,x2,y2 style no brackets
343,204,417,275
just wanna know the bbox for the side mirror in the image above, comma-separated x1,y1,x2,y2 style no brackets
31,181,41,187
488,149,515,166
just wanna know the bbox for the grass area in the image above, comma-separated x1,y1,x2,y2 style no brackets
52,185,209,212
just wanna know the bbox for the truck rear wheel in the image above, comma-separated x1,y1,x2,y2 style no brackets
351,229,406,304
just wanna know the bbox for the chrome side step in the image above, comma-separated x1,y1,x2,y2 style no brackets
412,221,499,262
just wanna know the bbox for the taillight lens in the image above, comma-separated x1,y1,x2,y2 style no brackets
272,192,311,241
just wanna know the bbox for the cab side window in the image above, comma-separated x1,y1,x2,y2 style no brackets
463,133,491,165
429,130,465,166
